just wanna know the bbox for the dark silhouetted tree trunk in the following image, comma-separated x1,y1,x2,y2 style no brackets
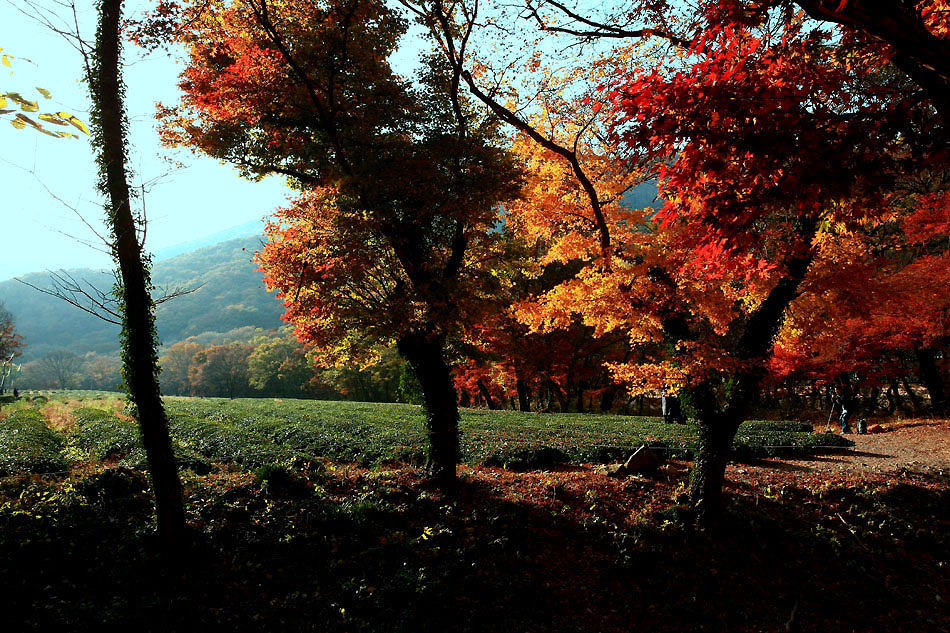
476,378,500,410
89,0,185,546
600,386,617,414
397,332,459,486
687,232,815,526
916,348,947,413
901,375,922,412
515,376,531,412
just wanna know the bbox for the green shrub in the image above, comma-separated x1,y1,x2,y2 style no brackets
253,463,311,497
69,408,213,474
168,413,298,469
731,431,853,460
70,408,141,461
740,420,814,433
0,409,69,476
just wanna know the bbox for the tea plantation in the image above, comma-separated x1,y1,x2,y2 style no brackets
0,391,852,477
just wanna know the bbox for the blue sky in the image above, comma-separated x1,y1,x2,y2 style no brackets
0,0,295,281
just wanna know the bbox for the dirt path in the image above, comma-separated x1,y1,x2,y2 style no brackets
736,418,950,478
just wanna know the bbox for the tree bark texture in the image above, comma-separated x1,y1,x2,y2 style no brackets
397,333,459,485
92,0,185,545
687,220,817,525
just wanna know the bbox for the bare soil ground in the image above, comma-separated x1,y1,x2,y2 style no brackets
739,417,950,478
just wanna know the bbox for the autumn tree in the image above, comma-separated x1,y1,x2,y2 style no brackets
159,340,204,395
37,350,81,389
583,4,945,520
152,0,523,484
246,331,316,398
79,352,123,391
413,0,948,521
189,343,253,399
0,301,25,362
772,179,950,413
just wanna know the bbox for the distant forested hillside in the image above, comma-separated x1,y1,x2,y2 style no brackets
0,236,285,362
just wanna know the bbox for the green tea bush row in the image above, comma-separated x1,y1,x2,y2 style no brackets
731,430,853,460
166,398,849,468
70,408,141,461
70,408,213,474
167,413,299,469
0,410,70,476
740,420,815,433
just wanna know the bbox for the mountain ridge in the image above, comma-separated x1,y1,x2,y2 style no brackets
0,235,285,362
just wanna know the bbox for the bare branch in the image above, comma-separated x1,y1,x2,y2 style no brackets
15,271,201,326
522,0,692,49
16,270,122,324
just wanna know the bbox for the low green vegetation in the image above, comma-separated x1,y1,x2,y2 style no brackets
0,409,69,476
2,393,851,478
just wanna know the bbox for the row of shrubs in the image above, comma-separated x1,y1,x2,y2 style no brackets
0,410,70,477
0,399,853,477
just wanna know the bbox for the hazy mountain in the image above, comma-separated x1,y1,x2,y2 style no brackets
0,236,285,362
153,219,267,261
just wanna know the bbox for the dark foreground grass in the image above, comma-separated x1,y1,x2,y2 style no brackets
0,395,941,632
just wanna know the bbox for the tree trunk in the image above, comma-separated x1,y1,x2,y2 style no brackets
866,386,881,417
916,348,947,413
90,0,185,546
900,375,922,412
515,376,531,412
599,386,617,414
476,378,500,410
397,333,459,486
545,380,569,413
684,218,817,525
688,412,742,525
885,380,900,414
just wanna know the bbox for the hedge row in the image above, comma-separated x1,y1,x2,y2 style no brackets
0,410,69,476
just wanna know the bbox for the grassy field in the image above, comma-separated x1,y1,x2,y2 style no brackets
0,392,945,632
0,391,851,476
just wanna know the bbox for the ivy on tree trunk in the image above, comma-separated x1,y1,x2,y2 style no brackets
89,0,185,546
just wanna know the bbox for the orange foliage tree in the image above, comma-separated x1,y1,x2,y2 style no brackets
772,187,950,412
417,0,949,521
149,0,523,484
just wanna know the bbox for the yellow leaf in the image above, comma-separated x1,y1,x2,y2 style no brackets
15,113,43,129
1,54,11,67
38,113,69,126
7,93,38,112
0,95,6,108
57,112,89,135
10,118,25,129
36,87,52,99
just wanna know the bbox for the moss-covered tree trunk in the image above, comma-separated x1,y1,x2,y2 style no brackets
397,332,459,486
685,226,816,526
90,0,185,546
